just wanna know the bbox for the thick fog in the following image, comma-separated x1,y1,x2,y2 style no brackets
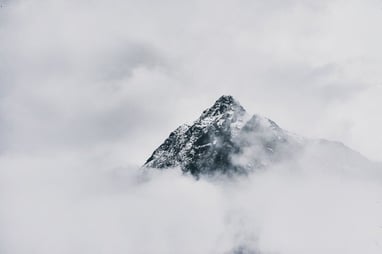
1,0,382,253
1,149,382,254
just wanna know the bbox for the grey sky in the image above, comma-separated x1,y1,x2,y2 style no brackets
1,0,382,166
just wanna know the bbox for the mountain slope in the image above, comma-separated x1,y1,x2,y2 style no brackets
145,96,247,175
144,95,306,176
144,95,379,178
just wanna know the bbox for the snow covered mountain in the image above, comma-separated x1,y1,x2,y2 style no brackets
144,95,375,177
144,96,301,175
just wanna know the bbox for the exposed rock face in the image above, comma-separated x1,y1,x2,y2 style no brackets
144,95,304,176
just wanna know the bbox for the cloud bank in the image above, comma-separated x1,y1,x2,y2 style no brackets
1,147,382,254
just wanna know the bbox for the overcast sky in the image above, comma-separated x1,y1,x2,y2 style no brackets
1,0,382,166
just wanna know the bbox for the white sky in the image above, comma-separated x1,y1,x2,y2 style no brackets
1,0,382,165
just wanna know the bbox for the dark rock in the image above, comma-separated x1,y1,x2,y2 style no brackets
144,95,303,177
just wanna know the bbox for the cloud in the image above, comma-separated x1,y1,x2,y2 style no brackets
1,148,381,254
1,0,382,163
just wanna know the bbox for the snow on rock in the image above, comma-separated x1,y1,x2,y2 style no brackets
144,95,303,176
143,95,370,177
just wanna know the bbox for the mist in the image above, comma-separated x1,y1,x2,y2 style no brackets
1,147,381,254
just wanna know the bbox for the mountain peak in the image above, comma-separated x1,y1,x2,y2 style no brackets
213,95,242,109
144,96,299,176
200,95,245,119
144,96,373,178
216,95,237,104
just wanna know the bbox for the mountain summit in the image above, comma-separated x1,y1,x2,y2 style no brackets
144,95,303,176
